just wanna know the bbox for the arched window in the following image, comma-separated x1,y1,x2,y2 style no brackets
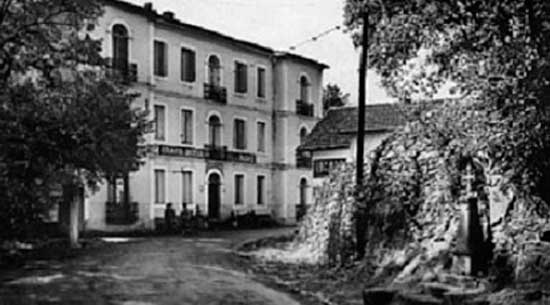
112,24,129,71
299,178,308,206
299,75,309,103
208,115,221,146
207,55,221,87
299,127,308,145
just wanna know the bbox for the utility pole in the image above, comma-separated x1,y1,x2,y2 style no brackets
354,8,368,259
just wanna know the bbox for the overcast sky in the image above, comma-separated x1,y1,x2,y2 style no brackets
126,0,396,105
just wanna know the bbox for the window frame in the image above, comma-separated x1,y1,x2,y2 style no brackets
154,39,168,78
180,45,196,83
234,174,245,205
257,175,265,205
313,158,347,178
256,65,266,98
154,169,166,204
233,118,247,150
180,107,194,145
256,120,266,152
154,104,166,141
234,60,248,94
181,170,193,205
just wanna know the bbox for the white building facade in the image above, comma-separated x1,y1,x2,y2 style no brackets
83,0,327,231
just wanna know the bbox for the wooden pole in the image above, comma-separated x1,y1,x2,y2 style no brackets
355,9,368,259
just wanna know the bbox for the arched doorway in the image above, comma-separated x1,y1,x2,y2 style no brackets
112,24,129,72
208,115,221,147
207,55,221,87
207,173,221,219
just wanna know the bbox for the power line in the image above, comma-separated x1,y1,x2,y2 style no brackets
289,25,343,51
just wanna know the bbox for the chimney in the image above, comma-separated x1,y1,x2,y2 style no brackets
163,11,175,20
143,2,153,12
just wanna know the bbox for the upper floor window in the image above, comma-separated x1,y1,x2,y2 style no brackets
180,47,196,82
181,109,193,144
112,24,129,71
233,119,246,150
299,75,309,102
154,105,165,140
207,55,221,86
257,121,266,152
313,159,346,178
154,40,168,77
299,127,308,145
257,67,266,98
208,115,222,147
234,61,247,94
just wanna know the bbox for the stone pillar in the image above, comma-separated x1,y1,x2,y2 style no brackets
452,161,486,275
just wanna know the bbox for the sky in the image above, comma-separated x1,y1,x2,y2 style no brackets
126,0,396,105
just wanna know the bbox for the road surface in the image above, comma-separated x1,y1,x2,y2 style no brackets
0,228,299,305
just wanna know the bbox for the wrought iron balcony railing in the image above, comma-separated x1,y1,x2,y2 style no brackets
296,99,314,117
105,57,138,84
204,83,227,104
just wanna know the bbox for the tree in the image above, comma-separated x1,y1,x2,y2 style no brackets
0,0,149,246
322,83,349,114
343,0,550,257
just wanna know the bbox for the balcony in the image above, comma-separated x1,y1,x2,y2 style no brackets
105,57,138,84
296,99,314,117
151,144,256,164
106,201,138,225
204,83,227,104
296,151,312,169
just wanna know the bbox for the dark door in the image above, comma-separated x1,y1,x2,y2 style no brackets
208,173,221,219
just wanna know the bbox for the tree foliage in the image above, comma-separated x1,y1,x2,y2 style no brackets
0,0,149,239
343,0,550,203
322,83,349,114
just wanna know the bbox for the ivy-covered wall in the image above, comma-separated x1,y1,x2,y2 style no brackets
295,99,550,283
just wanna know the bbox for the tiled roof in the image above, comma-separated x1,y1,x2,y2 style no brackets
103,0,328,69
299,104,405,150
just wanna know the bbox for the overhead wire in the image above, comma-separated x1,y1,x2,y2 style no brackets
289,25,344,50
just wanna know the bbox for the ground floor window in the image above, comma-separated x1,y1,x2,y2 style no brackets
182,171,193,205
257,175,265,205
234,174,244,205
154,169,165,204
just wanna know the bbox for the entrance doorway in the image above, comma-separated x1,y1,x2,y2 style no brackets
208,173,221,219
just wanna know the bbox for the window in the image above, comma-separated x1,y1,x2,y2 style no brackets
107,175,127,203
112,24,129,72
257,121,265,152
299,75,309,102
180,47,196,82
299,127,308,145
207,55,221,86
208,115,221,146
154,105,165,140
182,171,192,204
234,61,247,93
257,176,265,205
257,67,266,98
235,174,244,205
154,169,165,204
154,40,167,77
233,119,246,150
181,109,193,144
313,159,346,178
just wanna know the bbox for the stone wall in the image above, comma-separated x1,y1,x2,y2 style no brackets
294,99,550,283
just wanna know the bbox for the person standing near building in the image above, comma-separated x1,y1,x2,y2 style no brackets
164,203,176,234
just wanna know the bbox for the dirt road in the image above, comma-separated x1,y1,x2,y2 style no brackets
0,228,299,305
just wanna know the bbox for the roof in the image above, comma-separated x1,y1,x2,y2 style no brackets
299,104,405,151
102,0,328,69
